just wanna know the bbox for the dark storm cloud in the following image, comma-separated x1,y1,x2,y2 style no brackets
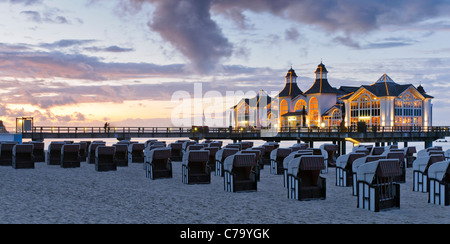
118,0,450,74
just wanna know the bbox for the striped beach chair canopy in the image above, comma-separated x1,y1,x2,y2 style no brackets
149,148,171,160
357,159,400,184
223,153,256,172
428,160,450,182
287,155,325,176
215,148,239,162
182,150,209,165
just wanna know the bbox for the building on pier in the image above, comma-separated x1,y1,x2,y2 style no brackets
231,62,433,129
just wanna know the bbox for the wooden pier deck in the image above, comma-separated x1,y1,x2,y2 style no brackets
21,126,450,146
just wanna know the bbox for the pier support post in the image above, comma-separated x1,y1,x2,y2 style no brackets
404,141,408,147
424,139,433,149
340,139,346,155
309,141,314,148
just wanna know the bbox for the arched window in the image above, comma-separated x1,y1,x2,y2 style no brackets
294,99,307,112
280,100,288,115
331,109,341,127
309,97,319,126
349,92,380,126
394,92,422,126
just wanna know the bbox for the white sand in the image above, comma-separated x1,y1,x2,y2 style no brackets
1,156,449,224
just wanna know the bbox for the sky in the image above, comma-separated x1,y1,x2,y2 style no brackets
1,0,450,131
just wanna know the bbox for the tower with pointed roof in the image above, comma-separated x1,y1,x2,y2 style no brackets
301,62,338,127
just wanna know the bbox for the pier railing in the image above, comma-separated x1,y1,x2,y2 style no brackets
21,125,450,142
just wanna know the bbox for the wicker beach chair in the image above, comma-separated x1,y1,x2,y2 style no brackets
87,142,106,164
78,141,88,162
291,142,309,150
413,154,445,192
371,146,385,156
240,141,254,150
112,144,128,167
181,141,196,156
270,148,292,175
261,143,277,165
336,152,366,187
0,142,18,166
405,146,417,168
320,143,339,167
202,147,219,171
215,148,239,176
95,146,116,172
12,144,34,169
428,160,450,206
224,143,242,150
386,151,406,183
128,143,145,164
286,155,326,201
61,144,81,168
182,150,211,184
186,144,204,151
168,142,183,161
46,142,65,165
356,159,401,212
282,151,313,188
28,141,45,163
145,148,172,180
143,144,165,168
240,149,262,181
223,153,257,192
351,155,387,196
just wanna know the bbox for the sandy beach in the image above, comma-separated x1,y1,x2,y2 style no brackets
1,152,449,224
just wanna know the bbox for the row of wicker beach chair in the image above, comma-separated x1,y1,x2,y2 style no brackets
150,140,336,200
332,143,450,212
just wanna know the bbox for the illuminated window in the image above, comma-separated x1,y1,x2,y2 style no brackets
280,100,288,115
349,92,380,126
294,99,307,112
394,92,422,127
309,97,319,126
331,109,341,127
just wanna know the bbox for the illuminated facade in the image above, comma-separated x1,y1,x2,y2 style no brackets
232,63,433,129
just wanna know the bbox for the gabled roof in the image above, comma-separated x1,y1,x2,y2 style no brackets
339,74,432,100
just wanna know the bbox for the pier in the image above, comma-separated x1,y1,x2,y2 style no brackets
21,125,450,154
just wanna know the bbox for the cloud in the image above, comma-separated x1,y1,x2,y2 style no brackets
7,0,42,5
84,45,134,53
333,36,415,49
116,0,450,74
20,10,72,24
40,39,96,49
